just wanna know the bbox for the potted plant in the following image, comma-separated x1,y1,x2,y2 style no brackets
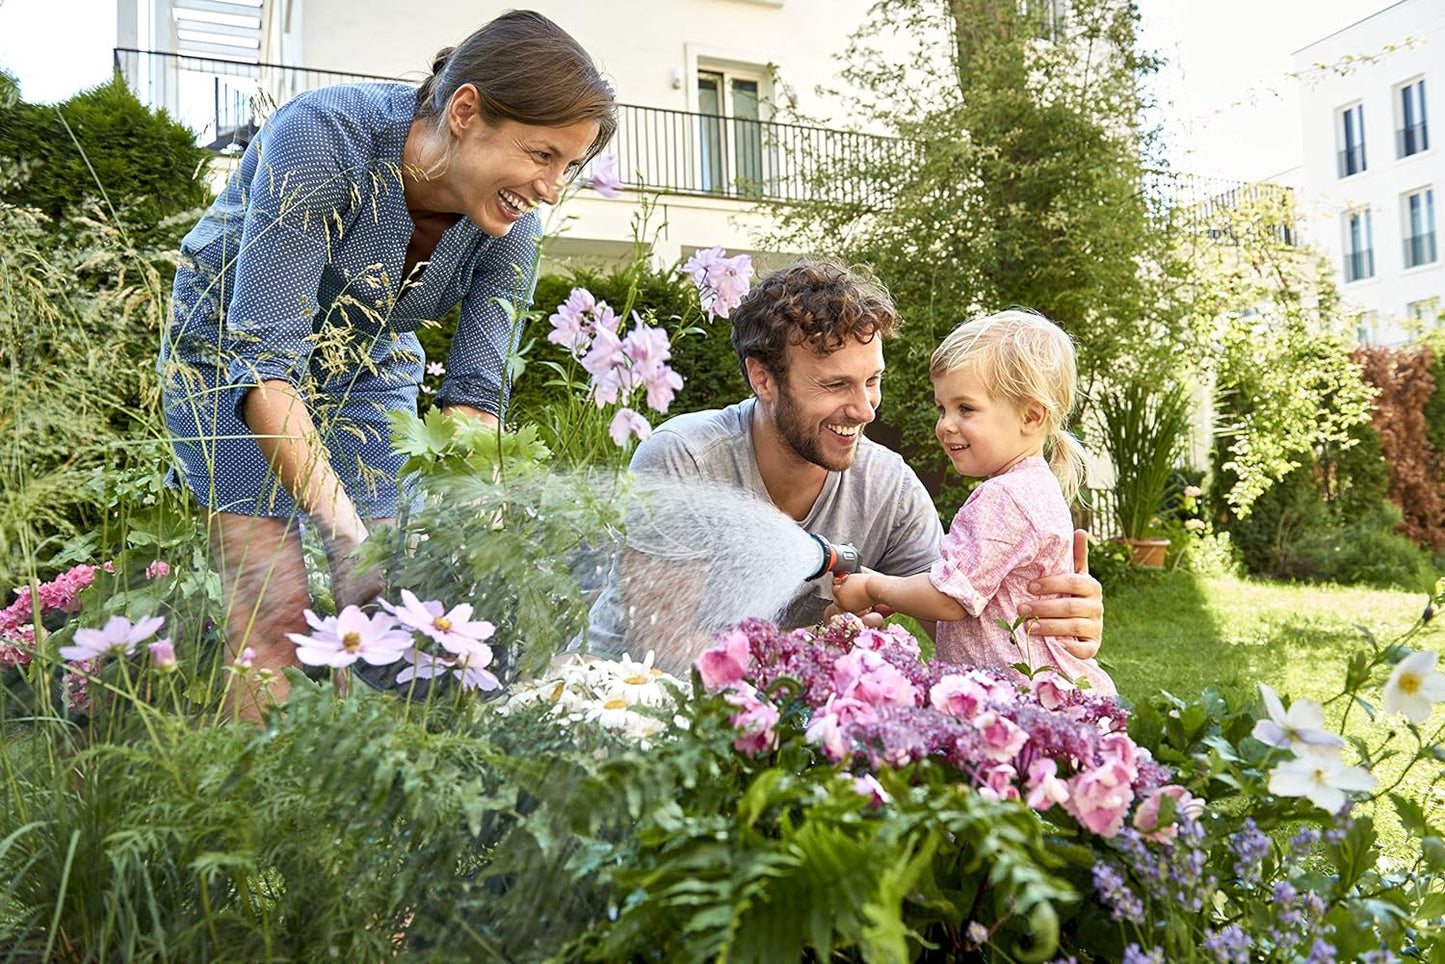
1096,377,1192,567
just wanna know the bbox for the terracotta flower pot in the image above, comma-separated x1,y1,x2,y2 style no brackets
1118,537,1170,569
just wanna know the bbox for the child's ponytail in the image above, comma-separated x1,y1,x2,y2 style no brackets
1047,427,1087,503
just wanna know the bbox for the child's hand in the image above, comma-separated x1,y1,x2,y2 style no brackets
831,572,874,614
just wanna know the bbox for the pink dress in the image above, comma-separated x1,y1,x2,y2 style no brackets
929,456,1115,696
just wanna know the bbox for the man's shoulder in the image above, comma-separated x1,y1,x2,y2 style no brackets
845,434,923,488
644,401,751,461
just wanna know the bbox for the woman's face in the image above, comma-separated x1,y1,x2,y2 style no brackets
445,101,601,237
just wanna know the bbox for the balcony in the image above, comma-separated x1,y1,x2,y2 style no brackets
114,48,899,207
1404,232,1438,269
1397,122,1429,158
1336,144,1366,178
1343,248,1375,283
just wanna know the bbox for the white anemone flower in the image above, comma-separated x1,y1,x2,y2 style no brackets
1252,684,1345,751
594,651,678,708
1268,748,1376,813
1383,651,1445,725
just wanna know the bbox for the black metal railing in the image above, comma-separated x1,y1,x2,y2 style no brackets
114,47,900,205
1405,232,1438,269
1158,173,1297,246
1344,248,1375,283
1397,122,1430,158
1337,144,1367,178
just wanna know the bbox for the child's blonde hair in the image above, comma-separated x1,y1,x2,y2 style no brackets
930,309,1086,502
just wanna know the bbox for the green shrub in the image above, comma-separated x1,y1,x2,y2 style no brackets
0,73,210,248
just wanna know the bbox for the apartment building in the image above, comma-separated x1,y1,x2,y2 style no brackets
113,0,912,270
1293,0,1444,344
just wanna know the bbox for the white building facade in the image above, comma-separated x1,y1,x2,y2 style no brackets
1293,0,1445,344
113,0,908,270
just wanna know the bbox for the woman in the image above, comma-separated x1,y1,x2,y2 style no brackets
159,10,615,717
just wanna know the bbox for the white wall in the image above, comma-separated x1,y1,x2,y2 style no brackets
1294,0,1445,344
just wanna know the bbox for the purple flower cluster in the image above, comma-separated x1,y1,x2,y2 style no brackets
1202,924,1249,964
1228,817,1270,885
695,615,1186,837
1109,818,1217,916
679,245,753,321
545,287,685,446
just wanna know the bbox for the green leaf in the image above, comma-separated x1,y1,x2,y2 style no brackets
1391,792,1432,837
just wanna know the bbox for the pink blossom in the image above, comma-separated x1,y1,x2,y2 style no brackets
581,325,626,380
608,407,653,446
395,648,501,692
833,648,918,707
236,647,256,669
1066,760,1135,837
58,614,166,662
144,559,171,580
972,710,1029,762
1099,731,1140,781
726,684,780,755
679,246,754,320
977,763,1020,802
930,674,991,721
148,637,177,670
286,606,413,668
620,323,672,381
697,628,751,691
547,295,593,353
680,245,725,286
854,624,921,657
583,153,623,198
642,364,683,413
853,773,891,807
1132,785,1204,843
804,694,876,761
381,590,495,663
1025,758,1070,812
1031,672,1077,711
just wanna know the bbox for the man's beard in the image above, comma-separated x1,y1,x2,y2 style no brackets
773,385,860,472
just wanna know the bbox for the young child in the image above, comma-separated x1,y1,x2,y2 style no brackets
832,309,1115,696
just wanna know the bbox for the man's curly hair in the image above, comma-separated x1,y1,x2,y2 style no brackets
730,260,900,390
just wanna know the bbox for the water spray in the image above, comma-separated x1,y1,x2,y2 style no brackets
805,533,861,580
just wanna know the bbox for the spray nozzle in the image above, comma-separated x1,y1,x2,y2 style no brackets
806,533,862,581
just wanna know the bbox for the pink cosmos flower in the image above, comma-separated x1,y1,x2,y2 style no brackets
396,648,501,692
608,408,653,446
583,153,623,198
148,637,177,670
1025,758,1070,812
58,614,166,662
1066,760,1135,836
972,710,1029,762
1132,785,1204,842
697,628,750,692
145,560,171,580
381,590,495,662
977,763,1020,802
725,684,780,755
287,606,413,668
930,674,991,721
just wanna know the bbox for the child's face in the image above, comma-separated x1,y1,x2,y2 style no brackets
932,367,1042,478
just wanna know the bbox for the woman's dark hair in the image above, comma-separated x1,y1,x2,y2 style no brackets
416,10,616,165
731,259,900,390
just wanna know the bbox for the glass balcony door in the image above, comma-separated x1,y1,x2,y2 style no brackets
697,72,765,197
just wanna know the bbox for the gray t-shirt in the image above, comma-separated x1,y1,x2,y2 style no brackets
582,398,943,661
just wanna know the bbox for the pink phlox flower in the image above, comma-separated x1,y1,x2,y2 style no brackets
1065,759,1135,837
148,637,177,670
725,683,780,755
286,606,413,668
608,407,654,446
853,773,891,807
1132,785,1204,843
381,589,495,657
1098,731,1140,782
58,613,166,662
583,153,623,198
1025,758,1070,812
804,694,875,761
931,673,992,721
977,762,1020,802
972,710,1029,762
144,559,171,580
1031,671,1078,711
697,628,752,692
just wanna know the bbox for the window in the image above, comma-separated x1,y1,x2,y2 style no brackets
1019,0,1069,40
1408,298,1441,328
1397,78,1429,158
1355,310,1380,345
1337,103,1367,178
697,70,765,197
1343,208,1374,282
1403,187,1437,268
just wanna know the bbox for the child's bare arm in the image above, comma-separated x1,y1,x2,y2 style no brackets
834,570,967,622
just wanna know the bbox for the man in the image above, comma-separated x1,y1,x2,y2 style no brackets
585,260,1102,671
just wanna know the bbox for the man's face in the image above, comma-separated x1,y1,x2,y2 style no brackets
768,335,885,472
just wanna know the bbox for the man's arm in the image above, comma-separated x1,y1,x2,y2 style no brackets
1017,530,1103,659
